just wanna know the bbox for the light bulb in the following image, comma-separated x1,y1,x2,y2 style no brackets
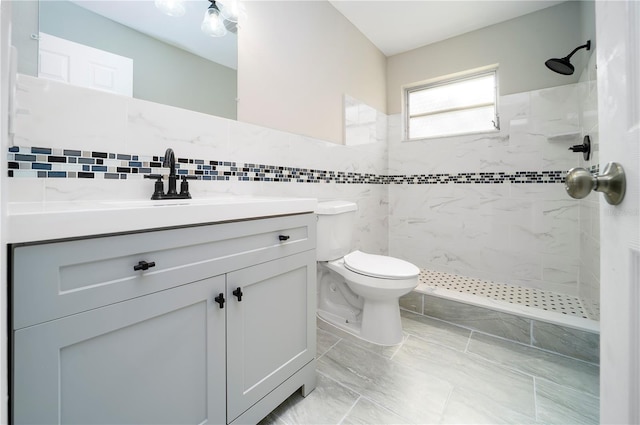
216,0,246,23
155,0,186,17
201,6,228,37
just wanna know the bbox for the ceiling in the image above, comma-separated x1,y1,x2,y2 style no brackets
329,0,565,57
70,0,565,69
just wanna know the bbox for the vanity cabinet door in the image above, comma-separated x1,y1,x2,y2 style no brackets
226,251,316,422
12,276,226,425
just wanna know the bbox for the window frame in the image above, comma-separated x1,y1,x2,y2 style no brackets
404,68,500,141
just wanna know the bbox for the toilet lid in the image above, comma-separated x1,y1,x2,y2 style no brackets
343,250,420,279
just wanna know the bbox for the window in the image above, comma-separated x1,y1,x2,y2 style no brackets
405,69,499,140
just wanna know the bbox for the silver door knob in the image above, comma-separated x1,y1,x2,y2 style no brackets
565,162,626,205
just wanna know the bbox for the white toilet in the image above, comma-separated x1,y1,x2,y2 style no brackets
316,200,420,345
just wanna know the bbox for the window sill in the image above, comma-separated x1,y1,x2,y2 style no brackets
402,128,500,143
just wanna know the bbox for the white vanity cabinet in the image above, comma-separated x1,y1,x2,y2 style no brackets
10,213,317,425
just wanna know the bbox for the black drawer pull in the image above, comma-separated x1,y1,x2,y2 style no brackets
134,260,156,271
278,235,290,241
214,293,225,308
233,287,243,302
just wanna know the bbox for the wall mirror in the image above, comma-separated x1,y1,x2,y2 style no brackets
14,0,238,120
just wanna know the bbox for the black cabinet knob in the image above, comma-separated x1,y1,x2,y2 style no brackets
133,260,156,271
278,235,290,241
214,293,225,308
233,287,243,302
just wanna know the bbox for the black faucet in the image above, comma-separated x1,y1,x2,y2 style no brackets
144,148,195,200
163,148,178,197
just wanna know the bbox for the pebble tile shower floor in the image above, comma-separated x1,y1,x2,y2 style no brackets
419,269,596,319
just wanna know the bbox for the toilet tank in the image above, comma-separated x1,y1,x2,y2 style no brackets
316,200,358,261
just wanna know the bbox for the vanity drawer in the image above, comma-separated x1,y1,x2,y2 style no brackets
12,213,315,329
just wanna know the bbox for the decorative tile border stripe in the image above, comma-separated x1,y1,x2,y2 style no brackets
8,146,570,185
392,170,565,184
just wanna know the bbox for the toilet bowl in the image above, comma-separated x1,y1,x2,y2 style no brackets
316,201,419,345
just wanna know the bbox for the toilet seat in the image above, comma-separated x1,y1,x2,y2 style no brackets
343,250,420,280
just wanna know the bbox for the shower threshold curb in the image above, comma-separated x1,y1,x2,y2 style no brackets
415,284,599,334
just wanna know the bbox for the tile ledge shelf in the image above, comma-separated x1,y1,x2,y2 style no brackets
547,131,582,142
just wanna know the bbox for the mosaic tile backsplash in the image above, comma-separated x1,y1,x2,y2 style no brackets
8,146,570,185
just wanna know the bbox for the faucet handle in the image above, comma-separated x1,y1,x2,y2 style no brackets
144,174,165,200
179,175,196,199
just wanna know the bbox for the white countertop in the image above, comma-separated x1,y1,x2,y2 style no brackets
7,197,318,244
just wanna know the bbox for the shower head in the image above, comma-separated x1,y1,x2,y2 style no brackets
545,40,591,75
545,57,575,75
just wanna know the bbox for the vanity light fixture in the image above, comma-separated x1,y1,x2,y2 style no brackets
216,0,246,23
545,40,591,75
202,0,228,37
154,0,186,17
156,0,242,37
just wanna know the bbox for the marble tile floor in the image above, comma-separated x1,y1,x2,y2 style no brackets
261,310,599,425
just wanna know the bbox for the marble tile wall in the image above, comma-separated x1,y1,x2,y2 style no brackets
389,82,595,298
9,74,599,308
344,95,387,146
8,75,389,255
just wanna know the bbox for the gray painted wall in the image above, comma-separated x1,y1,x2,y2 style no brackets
387,1,595,115
15,1,237,120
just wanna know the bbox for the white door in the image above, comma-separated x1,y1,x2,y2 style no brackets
38,32,133,96
597,1,640,423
